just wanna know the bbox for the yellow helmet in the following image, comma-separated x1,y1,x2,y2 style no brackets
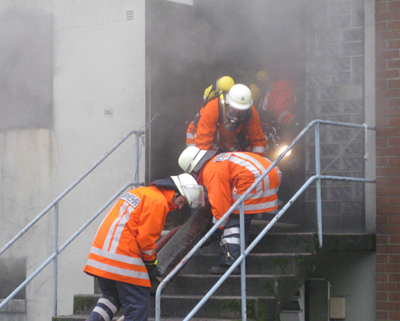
249,83,261,102
216,76,235,93
256,70,271,83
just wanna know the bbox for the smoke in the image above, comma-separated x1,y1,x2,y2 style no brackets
147,0,308,181
148,0,306,83
0,9,53,130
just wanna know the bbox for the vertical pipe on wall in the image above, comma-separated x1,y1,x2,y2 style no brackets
240,202,247,321
315,123,323,247
53,202,59,316
363,0,376,233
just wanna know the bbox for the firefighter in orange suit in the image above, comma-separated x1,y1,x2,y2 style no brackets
250,69,297,127
189,83,267,156
178,146,282,274
83,173,204,321
186,76,235,148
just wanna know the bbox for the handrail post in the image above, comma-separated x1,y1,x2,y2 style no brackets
53,202,59,316
315,122,323,247
240,201,247,321
135,132,141,185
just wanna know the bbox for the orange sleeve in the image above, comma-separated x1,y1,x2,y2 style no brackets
186,121,197,147
202,161,232,222
245,106,268,155
195,99,219,151
268,80,296,125
136,196,168,262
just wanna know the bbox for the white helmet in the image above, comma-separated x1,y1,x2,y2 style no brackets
178,146,217,174
171,173,205,209
226,84,253,110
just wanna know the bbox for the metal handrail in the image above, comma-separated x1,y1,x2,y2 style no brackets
155,119,376,321
0,129,145,315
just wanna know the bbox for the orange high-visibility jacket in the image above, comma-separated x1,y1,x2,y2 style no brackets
195,98,267,155
186,120,198,147
198,152,282,221
258,79,296,125
83,186,177,287
186,120,221,150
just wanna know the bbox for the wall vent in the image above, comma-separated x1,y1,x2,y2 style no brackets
127,10,134,20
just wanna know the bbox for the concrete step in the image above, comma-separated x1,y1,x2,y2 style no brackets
181,252,314,275
149,294,301,320
71,274,302,319
71,294,100,315
53,316,265,321
54,296,302,321
67,293,278,319
249,232,318,254
163,274,298,297
52,316,121,321
151,294,278,319
52,316,89,321
198,233,318,255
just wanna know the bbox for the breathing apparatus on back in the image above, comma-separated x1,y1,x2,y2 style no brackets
191,76,236,129
203,76,235,105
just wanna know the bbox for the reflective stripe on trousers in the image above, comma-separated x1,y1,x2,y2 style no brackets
87,276,151,321
218,213,254,265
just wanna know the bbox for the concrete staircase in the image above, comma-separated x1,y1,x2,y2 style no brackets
157,232,314,321
53,231,322,321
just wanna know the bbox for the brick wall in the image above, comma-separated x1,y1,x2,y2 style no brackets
375,0,400,320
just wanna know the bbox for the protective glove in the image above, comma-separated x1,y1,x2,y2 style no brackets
144,258,162,295
144,258,161,282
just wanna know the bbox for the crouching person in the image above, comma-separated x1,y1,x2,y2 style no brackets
178,146,282,274
83,174,204,321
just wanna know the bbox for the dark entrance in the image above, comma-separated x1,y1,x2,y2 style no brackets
145,0,306,228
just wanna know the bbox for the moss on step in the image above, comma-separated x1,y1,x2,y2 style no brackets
73,295,97,314
273,257,289,269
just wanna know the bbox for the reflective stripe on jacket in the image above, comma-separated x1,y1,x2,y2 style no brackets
195,98,267,155
199,152,282,221
186,121,197,147
83,186,177,287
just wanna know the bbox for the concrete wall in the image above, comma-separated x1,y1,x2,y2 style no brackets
0,1,146,320
309,251,376,320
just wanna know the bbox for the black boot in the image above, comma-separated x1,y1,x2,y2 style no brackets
210,243,240,275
